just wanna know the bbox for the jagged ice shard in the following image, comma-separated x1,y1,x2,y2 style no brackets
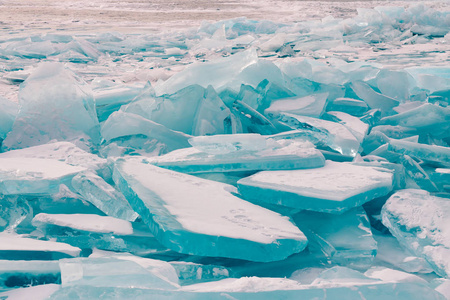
112,157,307,262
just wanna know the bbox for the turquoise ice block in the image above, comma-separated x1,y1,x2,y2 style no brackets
113,157,307,262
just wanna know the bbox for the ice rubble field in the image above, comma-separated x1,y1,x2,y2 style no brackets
0,3,450,300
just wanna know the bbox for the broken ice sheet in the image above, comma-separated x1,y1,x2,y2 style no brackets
2,63,101,151
147,136,325,174
0,158,85,195
238,160,393,214
0,233,80,260
292,207,377,269
71,172,139,221
275,113,361,157
382,189,450,277
113,157,307,262
31,213,166,256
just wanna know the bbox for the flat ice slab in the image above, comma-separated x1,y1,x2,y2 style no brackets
238,161,394,214
113,157,307,262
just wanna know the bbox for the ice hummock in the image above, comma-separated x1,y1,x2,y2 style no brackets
238,161,394,214
113,157,307,262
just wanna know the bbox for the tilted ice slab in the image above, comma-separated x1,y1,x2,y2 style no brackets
276,113,361,157
0,158,85,195
71,172,139,221
387,139,450,168
382,189,450,278
0,233,80,260
113,157,307,262
147,136,325,174
101,111,192,153
238,161,394,214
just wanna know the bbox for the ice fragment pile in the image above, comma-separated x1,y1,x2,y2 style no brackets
0,4,450,299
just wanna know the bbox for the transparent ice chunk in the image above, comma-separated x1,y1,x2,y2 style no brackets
2,63,100,151
113,158,307,262
350,81,400,114
382,189,450,277
237,161,394,214
265,93,328,118
400,155,439,192
59,255,179,289
276,113,361,157
326,97,369,117
293,207,377,269
379,103,450,138
372,230,433,274
387,139,450,168
101,111,192,153
155,49,258,95
324,111,369,144
71,172,139,221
